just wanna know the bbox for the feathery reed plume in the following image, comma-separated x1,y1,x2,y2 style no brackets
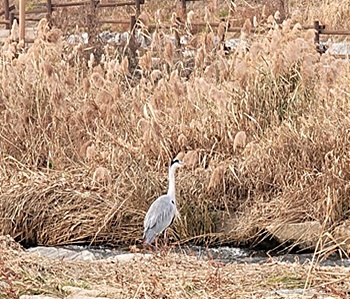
38,18,49,33
43,62,54,78
46,28,61,43
138,12,150,29
164,41,175,67
217,22,226,42
10,20,18,41
267,15,277,26
208,165,226,190
233,131,247,152
204,64,217,80
90,72,105,89
86,144,97,161
121,56,130,76
261,5,267,19
183,150,199,170
274,11,281,22
186,10,194,29
139,51,153,73
177,133,188,148
170,12,178,27
253,16,258,28
83,78,91,93
205,32,215,52
195,47,205,69
80,140,94,159
92,166,112,185
150,69,162,85
208,0,217,13
241,19,252,37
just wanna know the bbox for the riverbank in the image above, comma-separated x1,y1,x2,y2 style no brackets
1,236,349,299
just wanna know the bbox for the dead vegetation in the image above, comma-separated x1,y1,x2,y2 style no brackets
0,0,350,255
0,235,350,298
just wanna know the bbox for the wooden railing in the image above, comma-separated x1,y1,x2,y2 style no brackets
0,0,145,34
0,0,350,57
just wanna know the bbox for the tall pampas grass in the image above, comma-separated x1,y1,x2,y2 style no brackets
0,8,350,254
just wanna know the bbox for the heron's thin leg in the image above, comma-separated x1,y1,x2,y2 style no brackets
165,229,171,248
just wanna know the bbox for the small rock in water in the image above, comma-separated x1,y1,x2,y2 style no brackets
266,221,322,250
77,250,96,261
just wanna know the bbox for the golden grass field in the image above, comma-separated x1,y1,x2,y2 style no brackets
0,0,349,250
1,0,350,298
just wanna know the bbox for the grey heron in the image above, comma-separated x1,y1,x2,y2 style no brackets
143,158,184,245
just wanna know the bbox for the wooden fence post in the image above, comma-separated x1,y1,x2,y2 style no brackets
19,0,25,41
47,0,53,25
135,0,141,17
130,14,136,32
4,0,10,29
314,20,320,52
181,0,186,19
90,0,97,11
129,15,137,58
9,11,14,28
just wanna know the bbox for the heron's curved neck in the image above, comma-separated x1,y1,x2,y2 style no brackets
167,165,177,199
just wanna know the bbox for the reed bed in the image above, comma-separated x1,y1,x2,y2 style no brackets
0,0,350,253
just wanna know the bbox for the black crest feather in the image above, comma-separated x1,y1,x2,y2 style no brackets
171,158,179,166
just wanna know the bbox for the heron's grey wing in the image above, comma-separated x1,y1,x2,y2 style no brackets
144,195,176,237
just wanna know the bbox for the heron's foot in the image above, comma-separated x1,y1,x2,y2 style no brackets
142,239,157,253
159,245,169,257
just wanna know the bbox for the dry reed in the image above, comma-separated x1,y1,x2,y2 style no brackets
0,2,350,258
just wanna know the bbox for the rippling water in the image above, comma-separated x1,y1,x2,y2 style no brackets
59,244,350,267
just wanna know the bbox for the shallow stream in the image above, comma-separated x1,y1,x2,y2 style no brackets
43,244,350,267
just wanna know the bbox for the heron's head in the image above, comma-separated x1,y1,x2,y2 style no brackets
170,158,185,168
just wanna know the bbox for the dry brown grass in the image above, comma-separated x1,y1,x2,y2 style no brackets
289,0,350,30
0,0,350,255
0,236,350,298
